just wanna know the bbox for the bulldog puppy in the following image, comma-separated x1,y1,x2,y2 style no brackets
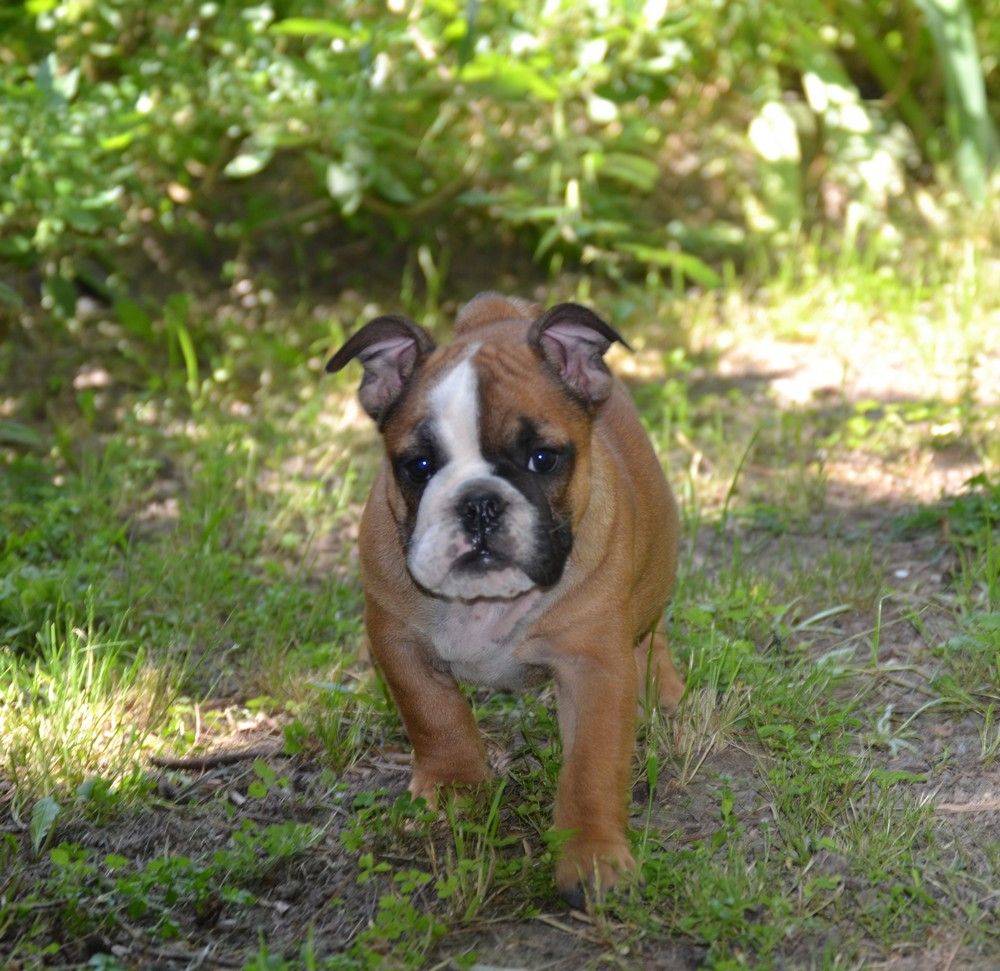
327,293,684,906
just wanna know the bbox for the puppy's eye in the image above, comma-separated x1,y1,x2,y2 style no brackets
527,448,560,474
403,456,435,484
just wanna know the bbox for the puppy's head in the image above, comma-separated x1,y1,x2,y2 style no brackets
327,294,626,601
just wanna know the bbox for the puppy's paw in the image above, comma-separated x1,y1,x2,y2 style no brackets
409,761,491,808
555,839,636,909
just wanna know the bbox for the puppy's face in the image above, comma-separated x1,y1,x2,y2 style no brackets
382,340,589,599
328,298,624,602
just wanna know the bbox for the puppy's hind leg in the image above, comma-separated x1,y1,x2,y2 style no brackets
635,630,685,713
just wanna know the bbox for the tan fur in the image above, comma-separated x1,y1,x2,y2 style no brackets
355,295,684,904
454,292,540,334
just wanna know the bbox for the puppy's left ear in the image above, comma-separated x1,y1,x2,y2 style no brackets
528,302,630,405
326,315,436,422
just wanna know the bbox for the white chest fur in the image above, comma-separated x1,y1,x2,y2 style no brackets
430,592,544,689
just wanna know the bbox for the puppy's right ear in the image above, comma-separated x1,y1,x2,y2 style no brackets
326,315,435,422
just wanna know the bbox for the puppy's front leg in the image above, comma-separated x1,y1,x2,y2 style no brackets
550,641,638,906
366,601,490,802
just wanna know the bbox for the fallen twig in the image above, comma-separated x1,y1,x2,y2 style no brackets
535,913,602,944
936,798,1000,814
150,743,284,770
120,921,242,969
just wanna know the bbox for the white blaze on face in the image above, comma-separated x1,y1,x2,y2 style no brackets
429,351,490,487
406,348,538,600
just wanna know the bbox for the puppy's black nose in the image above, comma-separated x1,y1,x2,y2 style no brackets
460,493,505,549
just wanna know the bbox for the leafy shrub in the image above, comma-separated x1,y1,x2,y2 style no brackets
0,0,995,301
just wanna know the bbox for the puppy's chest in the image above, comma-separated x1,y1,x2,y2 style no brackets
429,594,545,689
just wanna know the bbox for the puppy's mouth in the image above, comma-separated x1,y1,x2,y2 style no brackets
418,546,535,602
454,546,509,572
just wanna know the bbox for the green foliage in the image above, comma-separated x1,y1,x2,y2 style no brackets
5,821,318,952
0,447,151,645
0,0,995,302
895,473,1000,542
933,612,1000,707
283,679,388,772
29,796,60,854
916,0,999,204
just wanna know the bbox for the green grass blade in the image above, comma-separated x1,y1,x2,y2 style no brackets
914,0,998,203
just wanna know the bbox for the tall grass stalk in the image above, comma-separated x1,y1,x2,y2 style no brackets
915,0,998,203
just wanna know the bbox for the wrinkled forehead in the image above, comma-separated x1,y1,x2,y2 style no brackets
383,341,583,456
474,341,584,450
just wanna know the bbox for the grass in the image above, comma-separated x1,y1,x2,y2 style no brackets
0,615,168,811
1,238,999,968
